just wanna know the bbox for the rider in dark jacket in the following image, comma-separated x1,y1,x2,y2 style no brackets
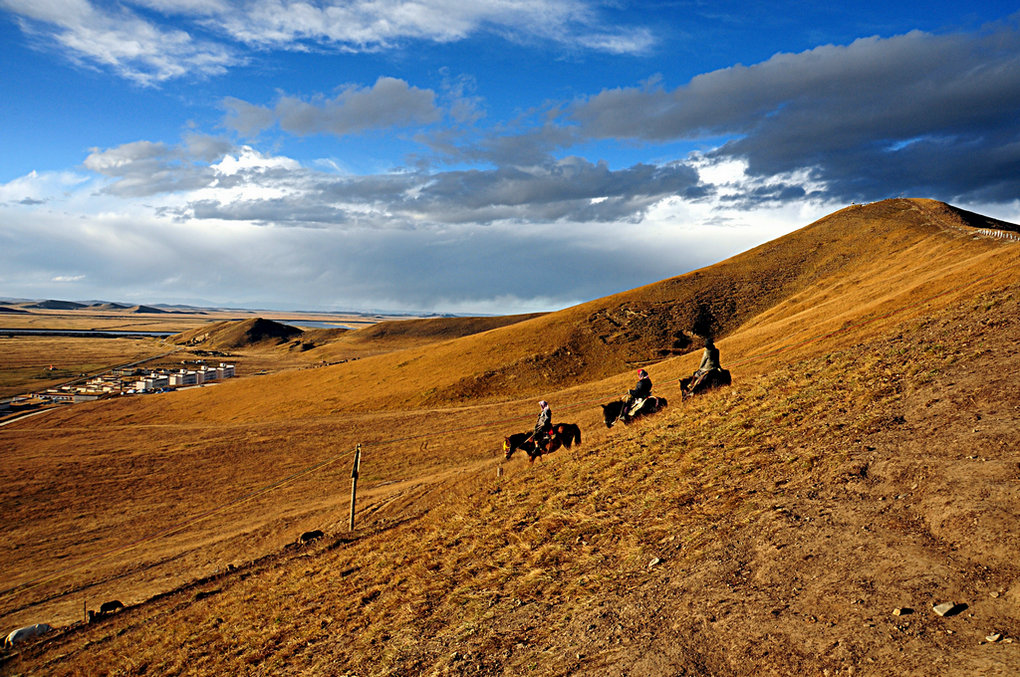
630,369,652,400
624,369,652,418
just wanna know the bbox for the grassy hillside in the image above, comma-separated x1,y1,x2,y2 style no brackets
1,198,1018,674
173,317,306,349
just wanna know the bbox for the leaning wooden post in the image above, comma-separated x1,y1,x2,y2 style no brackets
349,443,362,531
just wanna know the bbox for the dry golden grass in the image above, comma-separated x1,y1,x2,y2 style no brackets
1,199,1019,675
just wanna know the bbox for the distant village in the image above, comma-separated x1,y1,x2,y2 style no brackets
36,362,235,404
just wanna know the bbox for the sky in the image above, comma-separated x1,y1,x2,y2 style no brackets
1,1,1019,315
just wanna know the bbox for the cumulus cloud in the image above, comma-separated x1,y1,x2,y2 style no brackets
224,77,442,138
571,23,1020,203
84,140,224,197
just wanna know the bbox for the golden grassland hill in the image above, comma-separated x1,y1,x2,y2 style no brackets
1,198,1019,676
87,198,1020,428
6,277,1019,676
173,317,307,350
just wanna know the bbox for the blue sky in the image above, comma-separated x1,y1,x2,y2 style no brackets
1,1,1018,314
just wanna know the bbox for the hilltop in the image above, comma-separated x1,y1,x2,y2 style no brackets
1,199,1018,675
173,317,306,350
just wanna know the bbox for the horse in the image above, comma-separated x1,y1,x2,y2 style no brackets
551,422,582,448
680,368,732,400
601,396,668,428
503,422,582,463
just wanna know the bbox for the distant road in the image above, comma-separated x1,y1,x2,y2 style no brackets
0,407,60,427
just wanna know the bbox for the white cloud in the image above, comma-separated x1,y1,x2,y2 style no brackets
209,0,654,54
2,0,238,85
0,136,809,312
0,169,90,205
212,146,301,175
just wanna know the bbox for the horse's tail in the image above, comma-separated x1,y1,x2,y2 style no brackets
572,423,581,446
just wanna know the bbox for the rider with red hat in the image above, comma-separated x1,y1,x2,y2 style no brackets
624,368,652,419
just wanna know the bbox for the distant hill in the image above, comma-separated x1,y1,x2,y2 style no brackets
154,304,209,314
21,299,87,310
88,302,131,311
127,304,167,314
0,305,29,314
173,317,303,349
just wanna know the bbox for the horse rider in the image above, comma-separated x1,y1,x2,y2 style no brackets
684,338,722,397
533,400,553,449
624,368,652,419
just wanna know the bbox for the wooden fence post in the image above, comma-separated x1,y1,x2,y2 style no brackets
349,443,362,531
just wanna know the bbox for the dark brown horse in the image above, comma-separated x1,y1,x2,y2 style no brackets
680,368,732,400
503,423,582,462
601,396,667,428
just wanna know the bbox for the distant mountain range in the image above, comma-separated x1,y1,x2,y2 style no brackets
0,298,463,318
0,299,172,313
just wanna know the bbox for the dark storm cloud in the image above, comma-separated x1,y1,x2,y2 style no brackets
571,23,1020,203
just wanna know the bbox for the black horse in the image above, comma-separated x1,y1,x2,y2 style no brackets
601,396,667,428
680,368,732,400
503,423,582,462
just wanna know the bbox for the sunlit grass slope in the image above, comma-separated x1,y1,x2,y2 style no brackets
20,278,1020,676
